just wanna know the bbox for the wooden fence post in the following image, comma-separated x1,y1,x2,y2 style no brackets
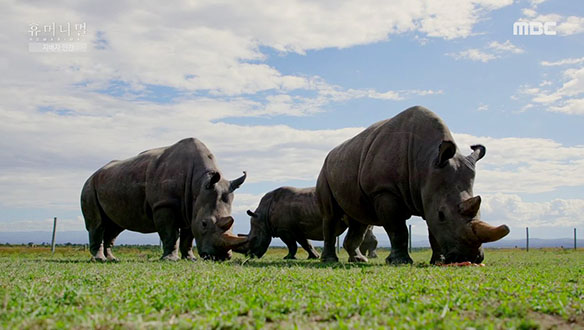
408,224,412,253
575,228,577,250
526,227,529,252
51,217,57,254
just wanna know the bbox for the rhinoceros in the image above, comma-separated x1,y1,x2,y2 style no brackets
238,186,378,259
80,138,248,261
316,106,510,264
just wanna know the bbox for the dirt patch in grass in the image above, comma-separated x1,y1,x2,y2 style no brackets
527,311,584,329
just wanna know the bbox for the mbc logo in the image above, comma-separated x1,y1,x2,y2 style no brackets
513,21,557,35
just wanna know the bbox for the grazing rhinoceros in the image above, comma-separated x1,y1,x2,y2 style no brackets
237,186,378,259
316,106,510,264
80,138,248,262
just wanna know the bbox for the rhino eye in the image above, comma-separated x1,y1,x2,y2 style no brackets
438,211,446,222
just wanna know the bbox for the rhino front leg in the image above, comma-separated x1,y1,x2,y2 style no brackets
179,228,196,261
343,218,369,263
281,235,298,259
428,230,444,265
154,207,180,261
375,194,412,265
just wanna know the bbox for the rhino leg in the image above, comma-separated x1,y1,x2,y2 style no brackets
317,174,341,263
103,220,124,262
179,227,196,261
154,207,180,261
383,222,412,265
88,228,106,262
428,230,444,265
298,237,320,259
375,194,412,265
343,218,368,263
281,235,298,259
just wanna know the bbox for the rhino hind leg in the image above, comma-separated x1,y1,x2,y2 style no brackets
298,237,320,259
88,227,106,262
179,228,196,261
103,220,124,262
154,207,180,261
317,173,341,263
343,218,368,263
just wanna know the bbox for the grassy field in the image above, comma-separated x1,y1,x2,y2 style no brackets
0,246,582,329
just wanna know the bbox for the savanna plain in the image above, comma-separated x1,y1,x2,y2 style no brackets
0,246,582,329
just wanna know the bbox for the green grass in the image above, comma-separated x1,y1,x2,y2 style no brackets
0,246,582,329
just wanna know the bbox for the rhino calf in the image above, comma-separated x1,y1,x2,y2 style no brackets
80,138,248,262
239,186,378,260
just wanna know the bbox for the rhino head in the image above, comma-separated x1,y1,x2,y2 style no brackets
423,142,509,264
191,171,248,260
232,209,272,258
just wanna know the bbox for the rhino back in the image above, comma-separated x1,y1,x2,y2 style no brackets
322,106,453,221
91,138,218,233
266,187,323,240
92,150,162,233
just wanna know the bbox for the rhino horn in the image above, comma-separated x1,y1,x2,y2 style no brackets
229,171,247,192
220,231,249,249
459,196,481,218
471,220,510,243
466,144,486,165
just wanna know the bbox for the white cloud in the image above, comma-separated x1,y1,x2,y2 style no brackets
481,193,584,228
488,40,524,54
447,48,498,62
447,40,523,62
541,57,584,67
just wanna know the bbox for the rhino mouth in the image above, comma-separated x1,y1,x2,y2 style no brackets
200,251,232,261
444,250,484,264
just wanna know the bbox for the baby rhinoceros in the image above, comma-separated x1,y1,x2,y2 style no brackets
237,186,377,260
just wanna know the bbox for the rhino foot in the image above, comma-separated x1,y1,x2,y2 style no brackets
348,255,368,263
307,253,320,260
283,255,297,260
368,252,378,259
161,254,180,262
386,254,413,265
90,256,107,263
182,255,197,262
321,255,339,263
107,257,119,263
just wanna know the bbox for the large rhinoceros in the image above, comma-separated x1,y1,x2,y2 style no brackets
316,106,510,264
238,186,378,259
80,138,248,261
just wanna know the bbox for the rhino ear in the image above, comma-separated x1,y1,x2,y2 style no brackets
205,171,221,189
435,141,456,168
216,216,234,231
459,196,481,218
247,210,258,217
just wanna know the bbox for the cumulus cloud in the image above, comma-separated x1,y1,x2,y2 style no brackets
519,62,584,115
446,40,524,62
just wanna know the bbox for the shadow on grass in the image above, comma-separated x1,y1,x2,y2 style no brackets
228,258,432,269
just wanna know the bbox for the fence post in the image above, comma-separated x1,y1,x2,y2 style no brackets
336,237,340,254
575,228,577,250
408,224,412,253
526,227,529,252
51,217,57,254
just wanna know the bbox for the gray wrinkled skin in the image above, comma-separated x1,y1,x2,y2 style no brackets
316,106,509,264
80,138,247,262
237,187,378,260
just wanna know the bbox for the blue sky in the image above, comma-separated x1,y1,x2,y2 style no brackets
0,0,583,245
